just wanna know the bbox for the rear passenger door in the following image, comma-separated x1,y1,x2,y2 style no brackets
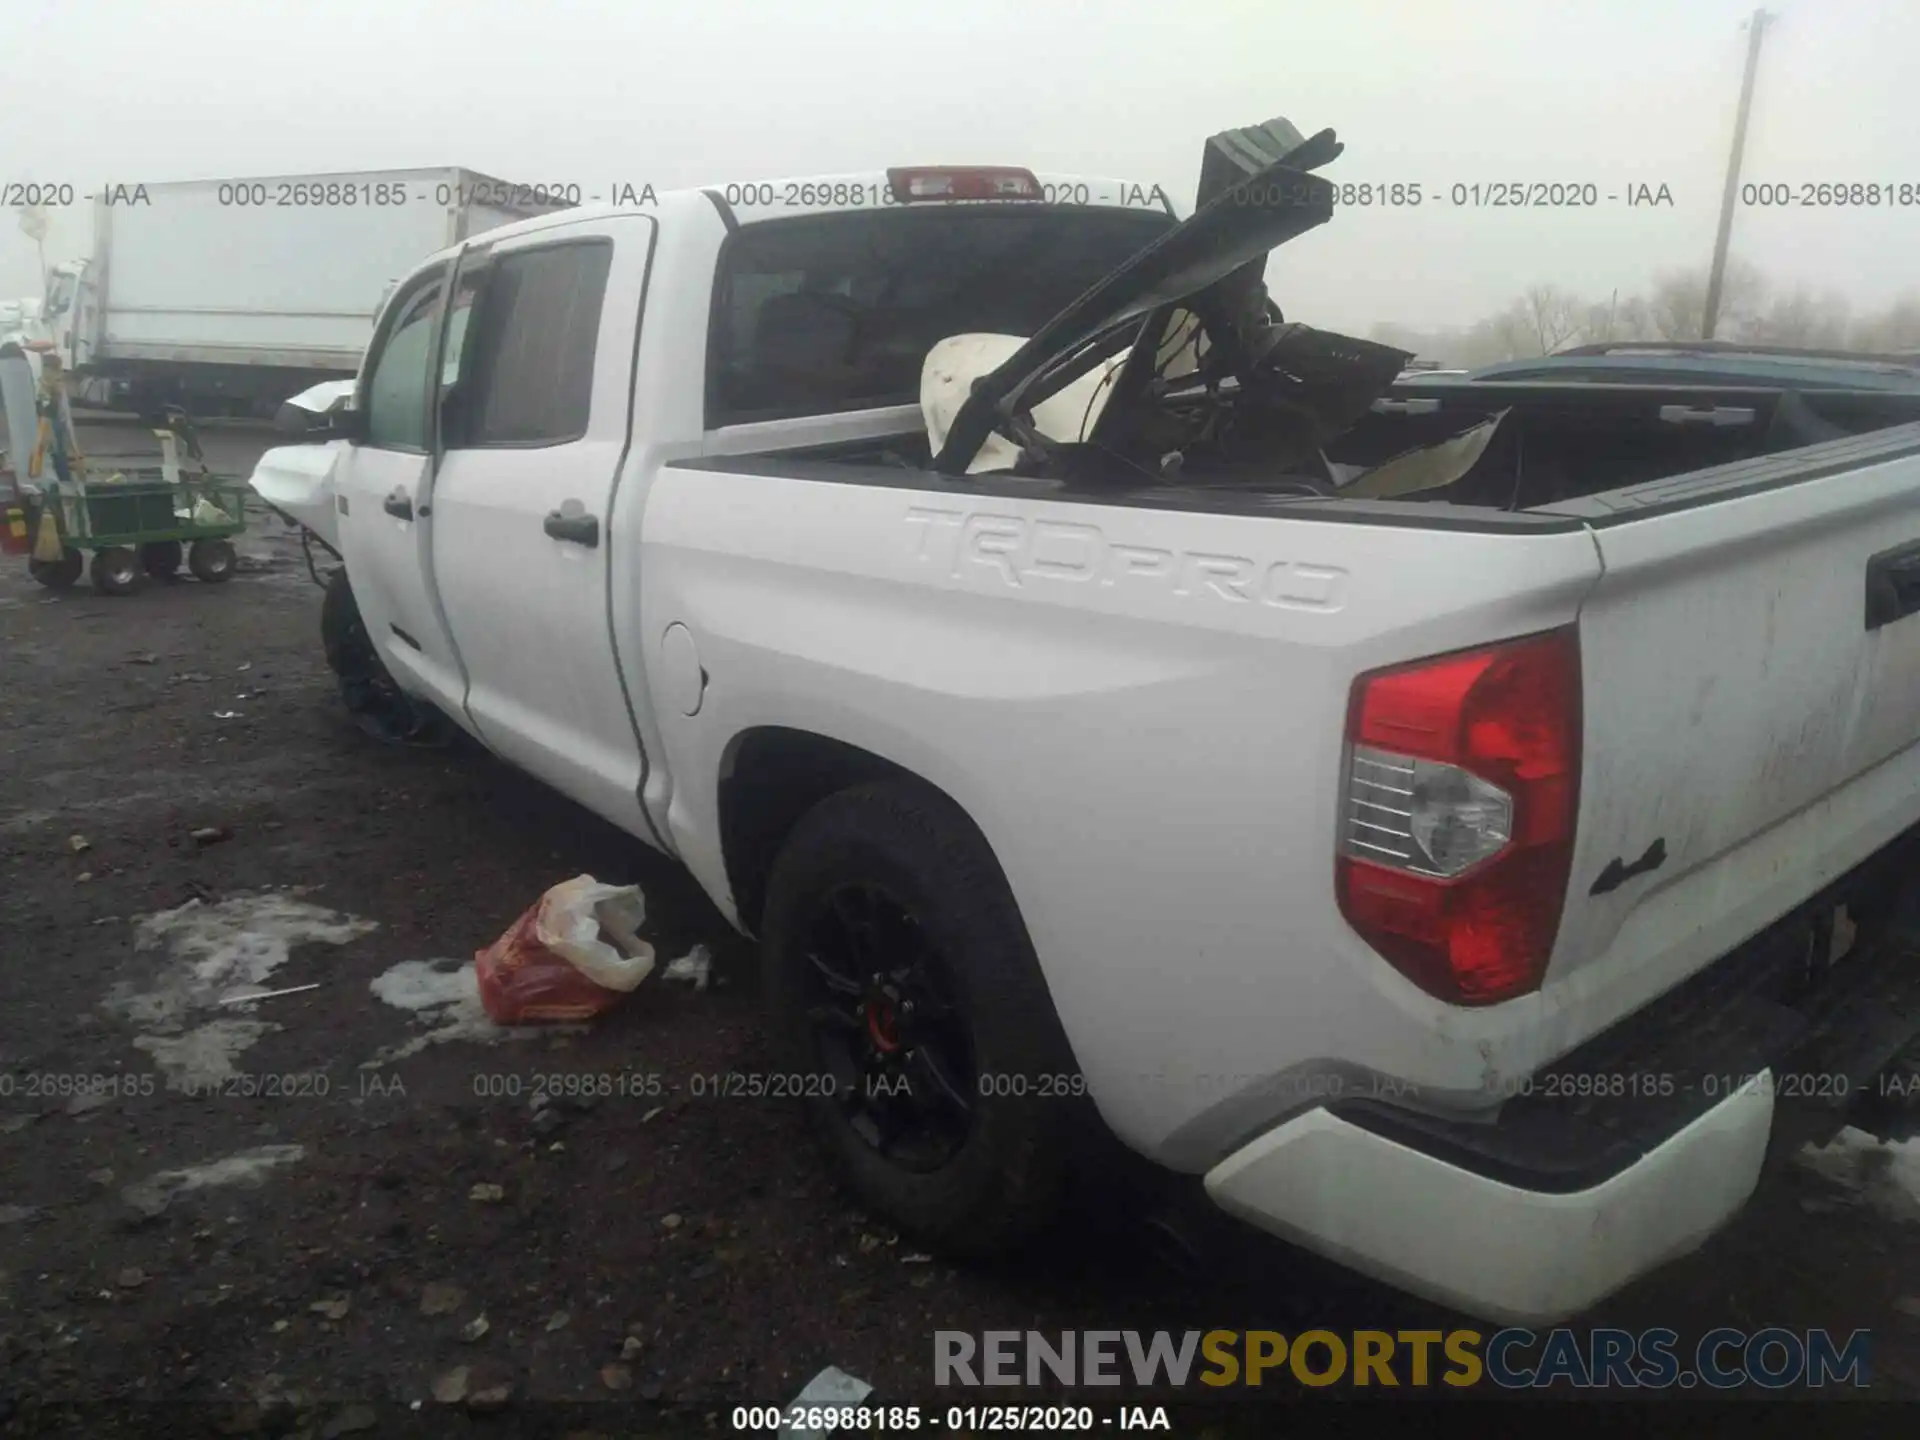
428,216,660,834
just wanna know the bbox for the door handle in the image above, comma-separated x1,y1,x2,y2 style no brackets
1866,539,1920,631
1370,398,1440,416
383,489,414,520
543,508,599,547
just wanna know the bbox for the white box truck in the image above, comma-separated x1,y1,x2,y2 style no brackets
43,168,568,418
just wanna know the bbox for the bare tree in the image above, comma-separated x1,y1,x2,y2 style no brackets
1616,294,1656,341
1573,293,1657,346
1473,326,1524,366
1647,271,1704,340
1849,296,1920,353
1369,268,1920,373
1742,286,1852,348
1471,298,1544,360
1365,315,1551,370
1647,259,1766,340
1581,296,1618,346
1521,284,1588,352
1367,321,1440,357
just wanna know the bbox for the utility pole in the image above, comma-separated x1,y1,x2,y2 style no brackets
1703,8,1771,340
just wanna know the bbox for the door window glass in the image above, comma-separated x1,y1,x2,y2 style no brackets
363,273,445,450
457,241,612,446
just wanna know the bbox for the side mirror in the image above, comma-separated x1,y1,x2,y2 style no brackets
273,399,367,443
273,402,319,437
332,405,368,443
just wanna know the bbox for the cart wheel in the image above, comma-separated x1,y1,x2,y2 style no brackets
188,539,237,584
140,540,184,578
89,546,143,596
28,548,84,590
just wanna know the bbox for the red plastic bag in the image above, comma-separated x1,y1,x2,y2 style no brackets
475,876,654,1024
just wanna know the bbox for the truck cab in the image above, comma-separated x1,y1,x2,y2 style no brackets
308,174,1180,834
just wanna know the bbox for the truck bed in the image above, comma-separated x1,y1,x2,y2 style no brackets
670,365,1920,1137
1328,377,1920,512
710,377,1920,522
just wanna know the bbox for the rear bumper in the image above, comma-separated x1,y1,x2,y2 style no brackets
1205,823,1920,1324
1205,1080,1773,1326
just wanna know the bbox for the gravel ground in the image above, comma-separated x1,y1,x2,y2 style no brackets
3,422,1920,1432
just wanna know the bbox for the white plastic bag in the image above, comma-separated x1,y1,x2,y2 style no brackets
532,875,654,991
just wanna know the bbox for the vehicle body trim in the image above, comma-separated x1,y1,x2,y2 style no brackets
666,452,1590,533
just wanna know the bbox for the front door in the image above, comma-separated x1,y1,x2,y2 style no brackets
330,262,466,719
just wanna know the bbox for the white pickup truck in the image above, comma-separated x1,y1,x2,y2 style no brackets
252,117,1920,1325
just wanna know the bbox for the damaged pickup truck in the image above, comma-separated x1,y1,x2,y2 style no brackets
253,115,1920,1324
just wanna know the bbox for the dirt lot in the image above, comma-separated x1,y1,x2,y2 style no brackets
4,423,1920,1432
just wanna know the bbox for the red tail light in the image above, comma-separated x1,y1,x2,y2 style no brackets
1335,627,1581,1005
886,167,1043,203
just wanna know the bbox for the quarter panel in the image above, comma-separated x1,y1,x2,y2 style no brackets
638,466,1604,1157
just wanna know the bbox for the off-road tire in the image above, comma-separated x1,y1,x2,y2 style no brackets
319,568,447,745
761,780,1081,1257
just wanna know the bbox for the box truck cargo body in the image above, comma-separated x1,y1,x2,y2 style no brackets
46,168,567,417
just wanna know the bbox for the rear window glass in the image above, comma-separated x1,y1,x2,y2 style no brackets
463,240,612,445
708,205,1176,425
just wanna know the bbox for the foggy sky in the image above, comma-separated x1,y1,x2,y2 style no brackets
3,0,1915,334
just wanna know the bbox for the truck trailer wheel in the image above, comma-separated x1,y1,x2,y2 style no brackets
28,549,83,589
89,547,142,596
760,780,1080,1257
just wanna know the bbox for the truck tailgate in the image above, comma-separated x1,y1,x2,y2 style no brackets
1547,425,1920,1012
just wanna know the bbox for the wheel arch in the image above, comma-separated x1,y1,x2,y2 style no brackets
716,725,1008,941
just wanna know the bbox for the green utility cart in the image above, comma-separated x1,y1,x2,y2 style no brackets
24,471,248,595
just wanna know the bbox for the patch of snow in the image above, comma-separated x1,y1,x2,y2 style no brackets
121,1144,306,1216
104,892,376,1086
364,959,560,1066
109,892,377,1027
133,1020,275,1089
370,957,480,1014
1795,1128,1920,1223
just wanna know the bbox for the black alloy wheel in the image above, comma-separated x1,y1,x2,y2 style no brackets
800,879,977,1171
761,781,1081,1256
